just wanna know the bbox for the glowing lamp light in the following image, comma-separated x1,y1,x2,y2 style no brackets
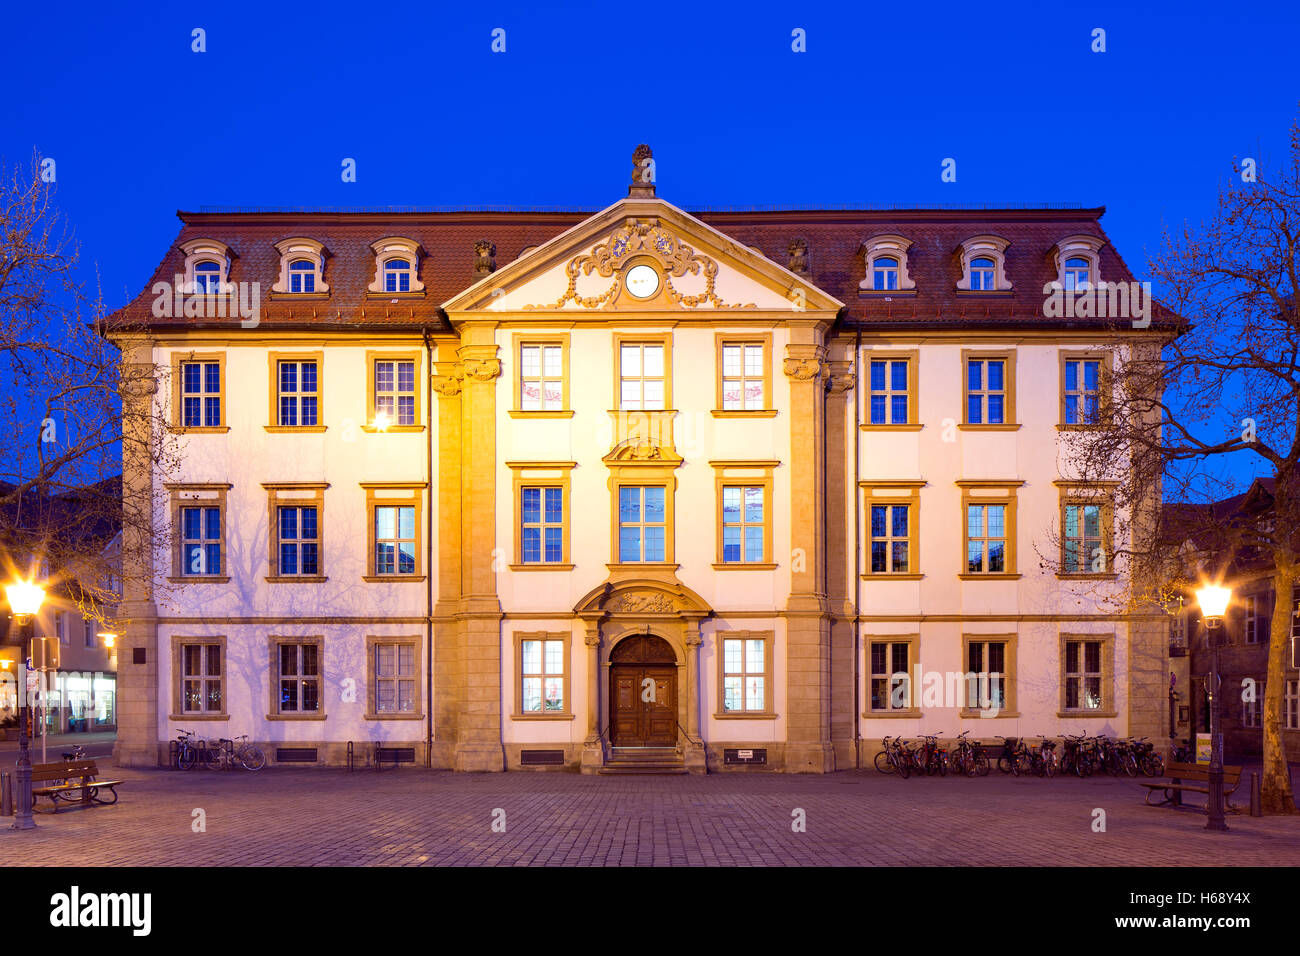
373,412,391,432
98,632,117,648
1195,584,1232,624
4,580,47,620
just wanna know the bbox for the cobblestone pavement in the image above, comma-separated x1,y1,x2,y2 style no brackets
3,766,1298,866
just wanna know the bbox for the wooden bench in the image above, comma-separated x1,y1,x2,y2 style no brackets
30,760,124,812
1139,761,1243,813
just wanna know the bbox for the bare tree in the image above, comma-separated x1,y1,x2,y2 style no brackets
0,150,177,631
1061,115,1300,813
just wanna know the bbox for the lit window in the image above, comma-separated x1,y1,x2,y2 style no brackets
374,359,416,426
722,637,766,712
520,343,563,411
967,504,1006,573
868,640,913,712
374,505,416,575
1063,257,1090,291
520,638,566,713
618,486,666,562
288,259,315,293
1286,680,1299,731
374,643,416,714
1063,504,1103,573
1064,640,1103,710
384,258,412,293
619,343,666,410
278,642,320,713
181,644,223,713
720,342,765,410
965,640,1006,711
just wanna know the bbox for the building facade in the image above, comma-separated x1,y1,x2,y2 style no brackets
108,149,1171,772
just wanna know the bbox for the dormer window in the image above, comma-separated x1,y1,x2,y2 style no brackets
179,238,232,294
193,261,221,294
289,260,315,293
384,258,412,293
1063,257,1090,291
872,257,899,291
858,235,916,293
271,238,328,295
367,237,425,295
1051,235,1105,292
956,235,1011,292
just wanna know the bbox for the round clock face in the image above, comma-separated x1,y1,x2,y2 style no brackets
624,263,660,299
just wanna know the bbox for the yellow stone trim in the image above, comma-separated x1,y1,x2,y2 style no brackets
168,350,228,433
960,348,1017,427
860,480,924,577
506,461,576,568
714,332,773,413
713,630,776,717
266,350,325,430
958,480,1023,576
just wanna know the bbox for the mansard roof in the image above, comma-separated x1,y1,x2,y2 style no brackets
108,200,1178,333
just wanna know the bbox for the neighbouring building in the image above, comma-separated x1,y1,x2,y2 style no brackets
1164,478,1300,760
105,146,1174,772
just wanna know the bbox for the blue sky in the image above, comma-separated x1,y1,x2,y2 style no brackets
4,0,1298,496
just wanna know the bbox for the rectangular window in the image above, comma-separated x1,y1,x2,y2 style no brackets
868,639,914,712
374,643,416,714
84,620,95,649
967,504,1007,573
181,505,222,576
870,504,910,573
277,359,319,427
721,637,767,713
965,640,1007,711
181,360,222,428
1063,357,1103,425
1063,503,1103,573
721,485,765,564
277,506,320,576
966,358,1006,425
868,359,910,425
521,487,564,564
720,342,765,410
374,505,416,575
1064,639,1104,710
619,343,666,410
374,359,416,426
181,643,223,714
519,343,564,411
1243,681,1264,728
277,642,320,714
520,637,566,714
618,486,666,562
1286,680,1299,731
55,613,68,646
1244,593,1270,644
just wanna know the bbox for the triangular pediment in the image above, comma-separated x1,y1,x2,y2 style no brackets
441,197,844,318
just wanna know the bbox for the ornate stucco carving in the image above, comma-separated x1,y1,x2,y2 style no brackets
473,239,496,277
460,358,502,383
611,592,676,613
523,220,755,311
783,357,826,382
787,237,809,274
431,373,463,397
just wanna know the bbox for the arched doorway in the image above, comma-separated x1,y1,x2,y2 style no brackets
609,634,677,747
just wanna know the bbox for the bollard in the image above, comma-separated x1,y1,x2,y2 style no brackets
1250,771,1262,817
1,772,11,817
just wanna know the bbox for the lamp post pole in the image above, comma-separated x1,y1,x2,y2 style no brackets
11,615,37,831
1205,617,1228,832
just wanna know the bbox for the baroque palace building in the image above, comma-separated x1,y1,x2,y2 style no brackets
107,147,1171,773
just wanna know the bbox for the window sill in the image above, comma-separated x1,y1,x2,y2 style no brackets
713,711,777,720
508,410,575,419
166,576,231,584
265,713,328,721
710,409,779,419
712,562,778,571
169,713,229,721
1056,423,1113,432
264,425,328,434
959,423,1021,432
860,572,924,581
955,289,1014,296
508,563,576,572
268,292,330,301
857,290,918,297
365,291,426,299
364,713,425,721
362,424,425,433
862,709,922,718
959,709,1021,719
510,713,576,721
605,562,680,573
958,573,1022,581
266,575,329,584
1056,573,1119,581
362,575,427,583
1057,710,1118,719
168,426,230,435
859,423,923,431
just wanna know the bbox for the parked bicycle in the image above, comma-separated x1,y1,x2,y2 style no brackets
995,736,1032,776
175,729,202,771
61,744,88,761
203,734,266,771
951,731,990,777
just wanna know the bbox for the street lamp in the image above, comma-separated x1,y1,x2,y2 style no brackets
1195,583,1231,833
4,578,46,831
97,632,116,649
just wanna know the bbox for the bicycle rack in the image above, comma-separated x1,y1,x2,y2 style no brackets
346,741,354,772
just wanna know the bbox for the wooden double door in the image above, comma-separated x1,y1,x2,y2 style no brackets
609,635,678,747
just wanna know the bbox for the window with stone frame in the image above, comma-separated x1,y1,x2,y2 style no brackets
868,638,915,712
1063,638,1104,711
181,643,223,715
373,642,417,714
276,641,321,714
